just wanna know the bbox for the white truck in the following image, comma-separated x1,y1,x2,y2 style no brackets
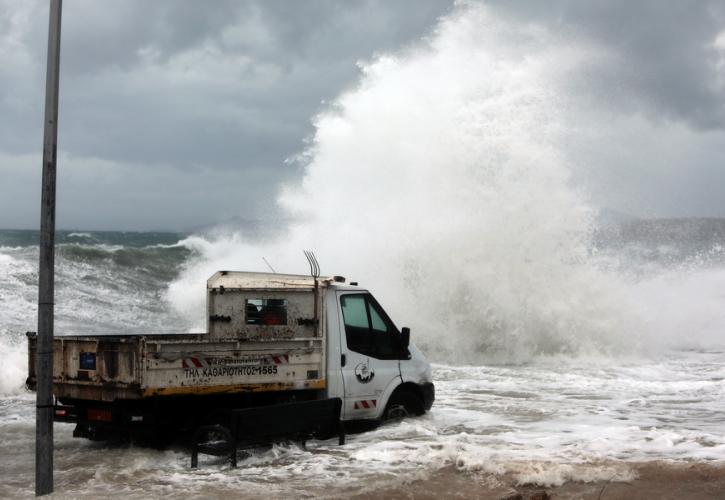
27,270,434,447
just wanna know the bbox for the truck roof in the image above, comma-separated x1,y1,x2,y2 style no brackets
207,271,343,290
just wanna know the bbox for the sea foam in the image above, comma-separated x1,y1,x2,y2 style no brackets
167,4,640,363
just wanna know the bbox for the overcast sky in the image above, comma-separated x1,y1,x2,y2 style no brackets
1,0,725,230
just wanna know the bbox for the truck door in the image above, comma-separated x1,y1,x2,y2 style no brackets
337,291,403,420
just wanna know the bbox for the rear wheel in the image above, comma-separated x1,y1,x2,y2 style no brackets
384,392,424,421
191,424,237,468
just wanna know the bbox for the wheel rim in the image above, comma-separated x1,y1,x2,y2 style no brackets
204,429,226,445
387,403,409,419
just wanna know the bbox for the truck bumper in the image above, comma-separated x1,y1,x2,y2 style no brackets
53,403,154,439
421,382,435,411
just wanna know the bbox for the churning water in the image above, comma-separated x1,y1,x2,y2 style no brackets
2,2,724,497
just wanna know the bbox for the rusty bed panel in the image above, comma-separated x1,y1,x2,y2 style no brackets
28,335,326,403
142,337,325,397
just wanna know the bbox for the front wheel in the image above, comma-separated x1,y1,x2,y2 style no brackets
384,392,424,421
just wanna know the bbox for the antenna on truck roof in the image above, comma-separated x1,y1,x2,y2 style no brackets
304,250,320,278
261,257,276,274
304,251,321,332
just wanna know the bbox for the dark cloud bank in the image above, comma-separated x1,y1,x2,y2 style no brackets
1,0,724,230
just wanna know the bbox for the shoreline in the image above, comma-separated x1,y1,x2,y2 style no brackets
353,461,725,500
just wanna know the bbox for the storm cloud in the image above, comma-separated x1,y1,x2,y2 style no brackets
488,0,725,129
1,0,725,229
0,0,453,229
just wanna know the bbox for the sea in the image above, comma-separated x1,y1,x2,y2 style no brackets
0,220,724,498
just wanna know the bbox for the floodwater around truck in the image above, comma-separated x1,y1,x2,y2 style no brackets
1,227,725,498
1,357,725,498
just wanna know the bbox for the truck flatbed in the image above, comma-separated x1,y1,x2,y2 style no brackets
26,270,434,445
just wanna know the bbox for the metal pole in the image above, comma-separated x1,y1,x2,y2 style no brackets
36,0,62,496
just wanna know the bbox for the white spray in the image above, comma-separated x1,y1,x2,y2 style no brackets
167,4,650,363
169,1,725,364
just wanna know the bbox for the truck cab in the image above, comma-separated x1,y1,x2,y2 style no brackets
204,271,434,422
326,283,434,420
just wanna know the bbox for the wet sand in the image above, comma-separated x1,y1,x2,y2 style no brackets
353,462,725,500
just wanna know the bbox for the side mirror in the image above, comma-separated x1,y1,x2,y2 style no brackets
401,327,410,349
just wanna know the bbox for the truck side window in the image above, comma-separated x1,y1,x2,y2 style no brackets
340,294,401,359
340,295,372,355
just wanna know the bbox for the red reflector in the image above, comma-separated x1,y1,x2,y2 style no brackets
87,409,113,422
55,409,67,417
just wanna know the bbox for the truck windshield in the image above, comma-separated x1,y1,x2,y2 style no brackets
340,294,401,360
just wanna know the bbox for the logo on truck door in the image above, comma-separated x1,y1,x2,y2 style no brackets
354,360,375,383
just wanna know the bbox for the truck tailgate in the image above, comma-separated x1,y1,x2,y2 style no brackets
27,334,142,401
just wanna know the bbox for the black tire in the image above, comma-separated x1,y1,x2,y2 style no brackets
194,424,233,452
191,424,237,468
383,391,424,421
201,409,232,428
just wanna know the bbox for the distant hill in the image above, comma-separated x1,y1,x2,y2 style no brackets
594,216,725,248
185,215,292,240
